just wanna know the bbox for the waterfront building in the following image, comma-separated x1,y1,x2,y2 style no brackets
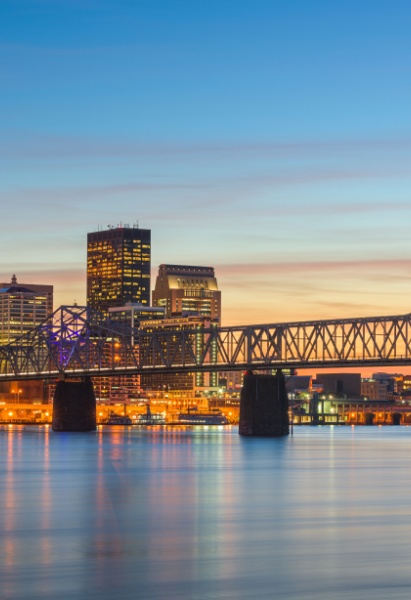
372,372,403,394
402,375,411,391
218,370,244,391
152,264,221,320
361,378,388,401
87,224,151,315
315,373,362,399
286,375,313,398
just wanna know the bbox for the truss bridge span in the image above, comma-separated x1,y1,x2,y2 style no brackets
1,305,411,382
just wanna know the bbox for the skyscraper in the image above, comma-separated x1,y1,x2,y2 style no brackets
0,275,52,344
0,274,53,318
152,264,221,320
87,225,151,315
151,264,221,391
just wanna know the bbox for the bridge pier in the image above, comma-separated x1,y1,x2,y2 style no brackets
365,412,375,426
52,377,96,432
239,371,289,437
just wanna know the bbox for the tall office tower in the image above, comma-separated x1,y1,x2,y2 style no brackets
0,275,51,345
87,225,151,315
152,264,221,320
0,274,53,318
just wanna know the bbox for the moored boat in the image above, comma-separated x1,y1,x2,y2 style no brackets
136,404,166,426
105,412,133,426
176,407,229,425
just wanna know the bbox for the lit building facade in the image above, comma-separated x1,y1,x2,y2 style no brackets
361,378,389,401
94,303,166,402
0,274,53,318
0,275,52,403
218,370,244,391
97,307,218,398
139,313,219,392
109,303,165,340
0,275,51,345
87,225,151,315
152,264,221,320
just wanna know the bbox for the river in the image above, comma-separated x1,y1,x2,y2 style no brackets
1,424,411,599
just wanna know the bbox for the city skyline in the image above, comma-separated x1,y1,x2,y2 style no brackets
2,1,411,327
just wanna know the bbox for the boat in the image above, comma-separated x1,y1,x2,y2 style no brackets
136,404,166,426
105,412,133,426
176,406,229,425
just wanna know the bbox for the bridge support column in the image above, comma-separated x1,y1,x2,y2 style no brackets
239,371,289,437
52,377,96,432
364,412,375,426
391,412,401,426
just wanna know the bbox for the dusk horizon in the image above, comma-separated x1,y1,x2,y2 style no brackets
2,0,411,328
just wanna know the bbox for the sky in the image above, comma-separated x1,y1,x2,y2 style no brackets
1,0,411,330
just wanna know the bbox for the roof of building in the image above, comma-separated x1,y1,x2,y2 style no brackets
166,275,219,291
0,284,39,295
159,264,215,275
286,375,312,391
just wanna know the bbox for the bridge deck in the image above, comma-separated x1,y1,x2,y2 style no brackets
1,305,410,381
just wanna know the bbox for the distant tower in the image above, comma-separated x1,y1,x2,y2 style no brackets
152,264,221,320
87,225,151,315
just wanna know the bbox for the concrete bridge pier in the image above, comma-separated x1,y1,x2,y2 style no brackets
52,377,97,432
365,412,375,426
239,371,289,437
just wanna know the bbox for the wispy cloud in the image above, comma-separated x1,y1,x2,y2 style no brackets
216,258,411,278
2,132,411,162
0,266,86,307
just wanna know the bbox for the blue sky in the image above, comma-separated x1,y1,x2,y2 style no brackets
1,0,411,325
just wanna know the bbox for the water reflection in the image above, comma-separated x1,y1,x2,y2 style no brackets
2,426,411,598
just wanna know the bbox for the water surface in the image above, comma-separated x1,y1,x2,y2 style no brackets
1,424,411,599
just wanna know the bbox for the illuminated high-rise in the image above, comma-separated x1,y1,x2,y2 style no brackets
0,275,51,344
0,274,53,319
0,275,52,403
151,265,221,392
152,264,221,320
87,225,151,315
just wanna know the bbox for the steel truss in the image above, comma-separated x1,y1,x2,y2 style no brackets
1,306,411,381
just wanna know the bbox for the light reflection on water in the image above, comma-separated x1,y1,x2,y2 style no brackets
2,425,411,599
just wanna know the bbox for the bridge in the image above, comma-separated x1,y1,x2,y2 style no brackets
1,305,410,434
1,305,411,381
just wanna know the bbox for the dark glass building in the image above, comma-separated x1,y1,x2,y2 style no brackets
87,225,151,315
